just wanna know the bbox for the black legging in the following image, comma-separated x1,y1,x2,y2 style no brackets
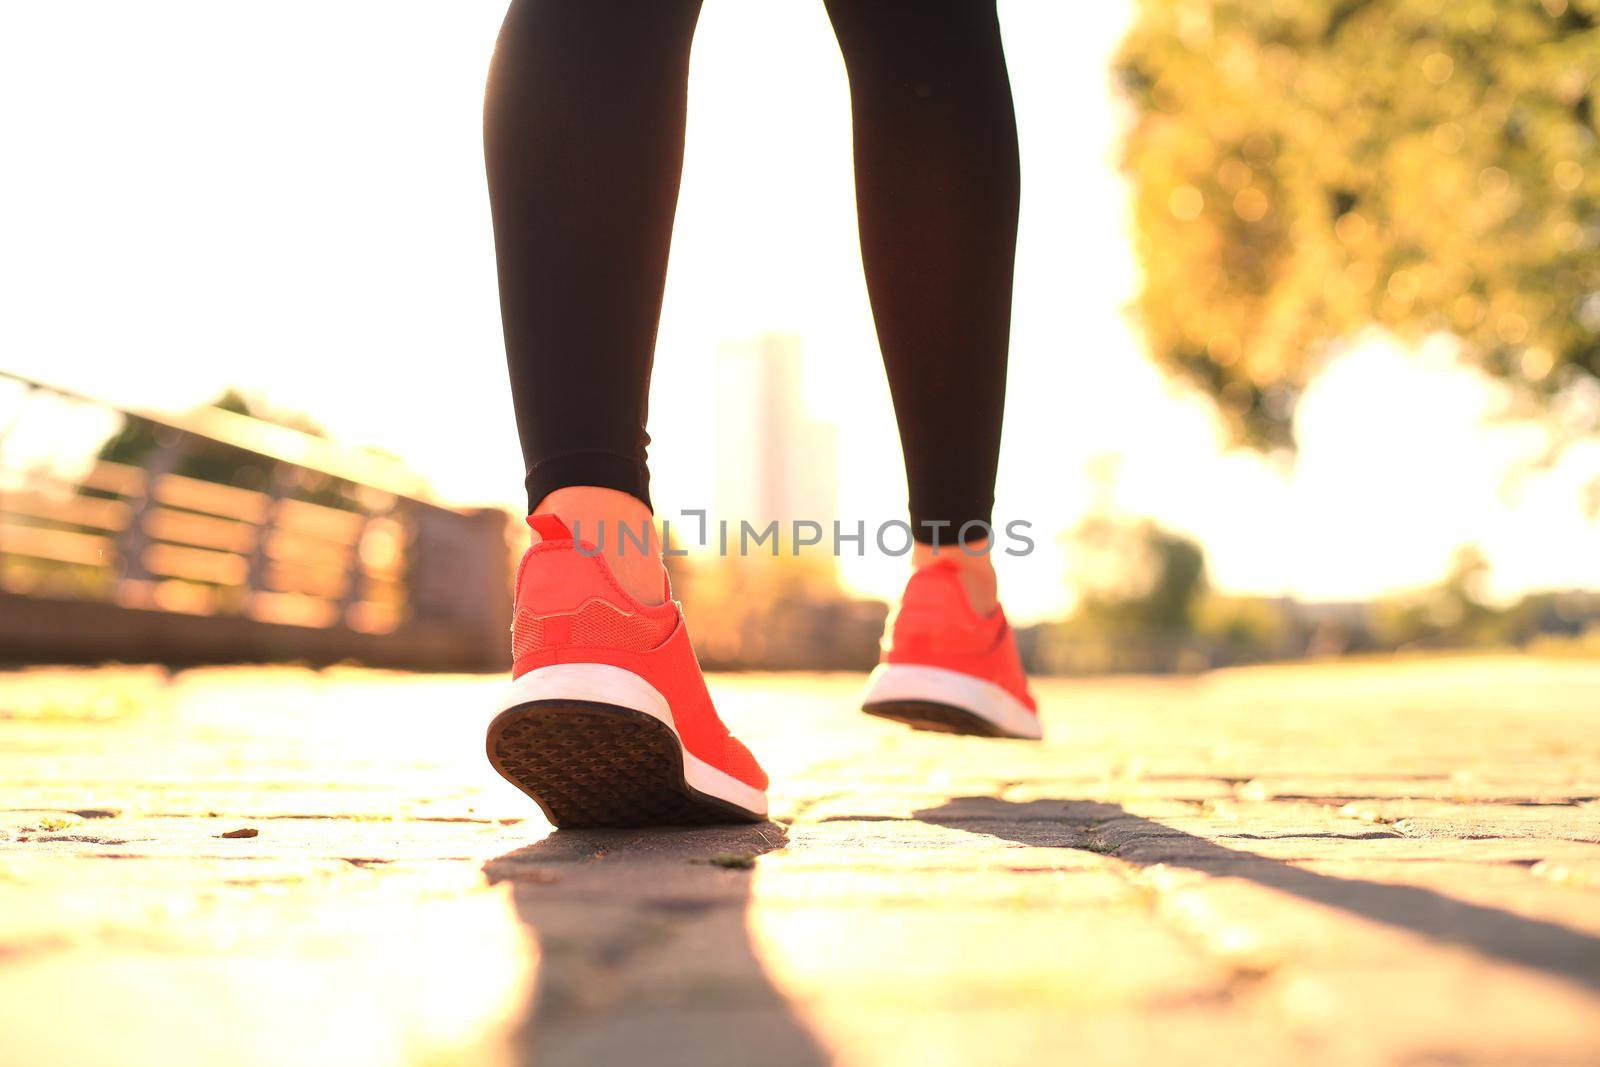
484,0,1019,543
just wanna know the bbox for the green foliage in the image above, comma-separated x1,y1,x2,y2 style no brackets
1370,543,1500,644
95,389,353,508
1067,516,1208,633
1369,543,1600,647
1193,592,1298,649
96,389,292,488
1117,0,1600,447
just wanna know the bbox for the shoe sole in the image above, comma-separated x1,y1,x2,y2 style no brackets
487,663,768,829
861,699,1012,737
860,663,1042,740
487,701,764,828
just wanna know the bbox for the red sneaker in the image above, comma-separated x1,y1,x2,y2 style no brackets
486,514,769,827
861,558,1041,740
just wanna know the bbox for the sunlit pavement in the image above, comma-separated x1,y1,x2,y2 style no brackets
1,658,1597,1066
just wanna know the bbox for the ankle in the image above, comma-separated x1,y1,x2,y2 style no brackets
911,538,999,615
533,486,668,606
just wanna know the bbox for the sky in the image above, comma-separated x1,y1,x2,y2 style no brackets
2,1,1597,621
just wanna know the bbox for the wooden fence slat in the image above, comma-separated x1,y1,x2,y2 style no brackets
274,497,367,545
264,529,354,570
142,543,249,586
0,522,116,567
112,578,220,616
264,561,348,599
153,473,271,523
143,507,258,554
0,373,514,669
79,460,147,497
1,492,130,533
249,590,339,629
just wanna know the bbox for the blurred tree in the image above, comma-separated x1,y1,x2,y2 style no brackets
1117,0,1600,447
1371,543,1502,645
97,390,353,508
1019,516,1211,674
1069,515,1208,632
1193,592,1301,654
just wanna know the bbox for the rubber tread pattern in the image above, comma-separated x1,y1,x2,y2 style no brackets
487,700,764,828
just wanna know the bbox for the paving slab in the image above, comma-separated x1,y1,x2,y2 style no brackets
1,655,1598,1065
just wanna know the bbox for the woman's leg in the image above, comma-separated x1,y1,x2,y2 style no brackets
484,0,702,603
823,0,1021,610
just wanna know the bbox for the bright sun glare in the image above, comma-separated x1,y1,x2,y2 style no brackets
1,0,1596,620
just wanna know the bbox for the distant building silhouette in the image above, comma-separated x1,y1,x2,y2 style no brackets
714,334,838,545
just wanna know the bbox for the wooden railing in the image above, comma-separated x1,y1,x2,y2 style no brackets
0,372,512,670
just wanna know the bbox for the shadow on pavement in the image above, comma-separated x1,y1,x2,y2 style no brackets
914,797,1600,993
485,821,828,1067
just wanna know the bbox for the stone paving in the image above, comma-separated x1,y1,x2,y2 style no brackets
0,656,1597,1066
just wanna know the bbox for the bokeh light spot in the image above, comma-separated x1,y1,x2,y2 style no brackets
1169,185,1204,221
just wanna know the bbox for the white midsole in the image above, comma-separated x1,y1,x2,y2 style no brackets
494,663,768,816
861,663,1042,740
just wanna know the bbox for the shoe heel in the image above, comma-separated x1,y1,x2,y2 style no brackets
861,663,1041,740
490,665,768,826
